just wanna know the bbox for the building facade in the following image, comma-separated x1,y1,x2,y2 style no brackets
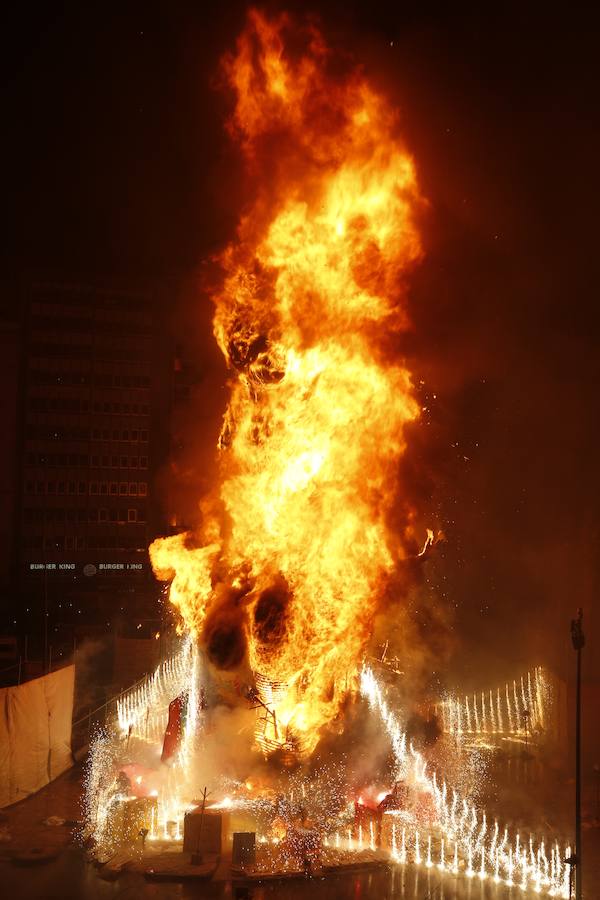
15,278,172,632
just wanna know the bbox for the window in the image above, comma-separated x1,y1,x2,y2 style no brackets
100,482,108,495
68,481,76,494
130,457,138,468
140,456,148,469
140,430,148,442
90,482,98,495
119,482,128,496
36,481,44,494
101,456,109,468
91,455,99,467
122,430,129,441
112,430,119,440
118,509,126,523
128,509,137,523
131,429,138,441
47,482,56,494
58,482,65,494
138,482,147,497
111,455,119,468
78,509,86,523
89,509,98,522
99,508,108,522
76,536,84,550
120,456,128,468
110,482,118,496
110,508,118,522
129,483,137,496
78,481,87,494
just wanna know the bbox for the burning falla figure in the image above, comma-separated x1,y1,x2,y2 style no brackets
150,7,425,760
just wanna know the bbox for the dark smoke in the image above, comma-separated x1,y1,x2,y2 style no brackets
202,584,250,671
252,577,291,650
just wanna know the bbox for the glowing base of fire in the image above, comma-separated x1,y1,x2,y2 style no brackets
83,649,569,897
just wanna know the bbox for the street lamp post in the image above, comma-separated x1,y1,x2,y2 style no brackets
570,608,585,900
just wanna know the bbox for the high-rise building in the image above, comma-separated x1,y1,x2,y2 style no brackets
15,278,172,634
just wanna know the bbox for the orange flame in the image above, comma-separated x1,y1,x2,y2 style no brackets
150,9,424,756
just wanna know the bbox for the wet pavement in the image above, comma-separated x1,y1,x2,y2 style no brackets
1,761,599,898
0,846,542,900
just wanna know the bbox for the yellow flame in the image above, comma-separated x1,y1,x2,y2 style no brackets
150,9,423,756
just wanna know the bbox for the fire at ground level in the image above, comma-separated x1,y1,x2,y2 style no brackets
28,640,590,898
1,761,600,900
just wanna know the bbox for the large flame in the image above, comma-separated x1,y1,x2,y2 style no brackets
151,9,424,756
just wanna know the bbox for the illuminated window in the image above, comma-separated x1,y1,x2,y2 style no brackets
138,482,147,497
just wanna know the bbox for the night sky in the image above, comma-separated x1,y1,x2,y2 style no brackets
3,3,599,687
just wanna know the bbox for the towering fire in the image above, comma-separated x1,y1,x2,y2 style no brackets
150,9,424,756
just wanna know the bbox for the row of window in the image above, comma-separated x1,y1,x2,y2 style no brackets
31,289,150,312
25,480,148,497
25,453,148,469
30,343,150,363
24,507,145,524
28,397,150,416
92,428,148,442
30,372,151,388
26,425,149,442
23,534,146,551
31,315,152,336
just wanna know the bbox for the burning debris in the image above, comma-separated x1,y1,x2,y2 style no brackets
84,643,571,895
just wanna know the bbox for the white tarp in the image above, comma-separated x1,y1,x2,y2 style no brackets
0,664,74,807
